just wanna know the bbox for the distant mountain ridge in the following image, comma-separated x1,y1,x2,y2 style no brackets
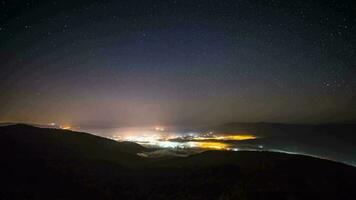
208,122,356,166
211,122,356,137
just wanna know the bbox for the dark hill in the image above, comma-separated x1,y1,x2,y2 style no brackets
1,125,356,200
0,124,147,164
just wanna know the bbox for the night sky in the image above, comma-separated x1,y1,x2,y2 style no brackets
0,0,355,126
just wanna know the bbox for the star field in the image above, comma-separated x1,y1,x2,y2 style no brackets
0,0,355,126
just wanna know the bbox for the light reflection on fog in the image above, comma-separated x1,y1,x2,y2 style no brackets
77,126,356,166
103,127,259,152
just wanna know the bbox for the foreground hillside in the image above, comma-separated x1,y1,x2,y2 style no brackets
1,125,356,200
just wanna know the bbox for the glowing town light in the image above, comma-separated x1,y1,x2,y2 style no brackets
60,125,71,130
111,135,123,141
123,134,162,143
218,135,256,140
155,141,185,148
115,128,258,152
188,141,229,150
192,134,256,141
155,126,165,131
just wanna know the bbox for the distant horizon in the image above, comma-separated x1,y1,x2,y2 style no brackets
2,120,356,129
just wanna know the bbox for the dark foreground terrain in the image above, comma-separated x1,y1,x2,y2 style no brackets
1,125,356,200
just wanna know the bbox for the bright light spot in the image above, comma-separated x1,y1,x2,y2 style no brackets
60,125,71,130
219,135,256,140
188,141,228,150
192,134,256,141
111,135,122,141
155,126,165,131
124,134,161,143
155,141,184,148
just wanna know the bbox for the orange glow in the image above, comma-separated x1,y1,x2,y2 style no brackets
219,135,256,140
193,134,256,141
60,125,71,130
192,141,228,150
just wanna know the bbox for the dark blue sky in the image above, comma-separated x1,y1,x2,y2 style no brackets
0,0,355,126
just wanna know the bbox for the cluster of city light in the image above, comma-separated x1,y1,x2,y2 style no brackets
48,124,256,151
48,122,73,130
135,141,231,150
112,128,257,151
124,134,163,143
154,126,165,131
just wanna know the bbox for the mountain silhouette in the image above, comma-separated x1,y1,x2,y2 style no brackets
1,124,356,199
